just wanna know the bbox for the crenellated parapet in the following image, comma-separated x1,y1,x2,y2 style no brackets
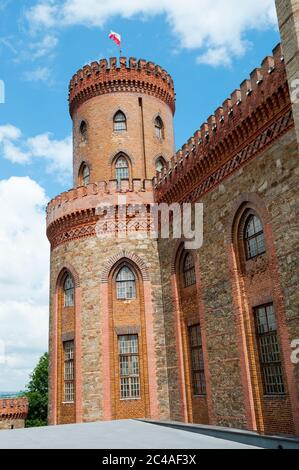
0,397,28,421
46,179,155,249
69,56,175,116
154,44,295,204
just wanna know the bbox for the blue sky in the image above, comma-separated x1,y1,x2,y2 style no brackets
0,0,279,391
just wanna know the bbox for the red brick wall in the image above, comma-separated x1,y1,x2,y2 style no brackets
72,93,175,186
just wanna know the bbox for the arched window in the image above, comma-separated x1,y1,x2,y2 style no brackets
79,163,90,186
154,116,164,139
114,111,127,132
64,274,74,307
183,252,196,287
79,120,87,141
155,156,166,173
116,265,136,299
115,156,129,182
244,214,265,260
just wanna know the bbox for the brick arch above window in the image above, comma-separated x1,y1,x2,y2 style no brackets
55,263,80,291
171,240,199,275
100,250,149,283
227,192,271,245
108,150,135,166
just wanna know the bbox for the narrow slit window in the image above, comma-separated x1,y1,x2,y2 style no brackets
188,324,206,396
155,116,164,139
79,121,87,141
81,164,90,186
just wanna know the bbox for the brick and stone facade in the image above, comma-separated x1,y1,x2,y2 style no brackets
0,397,28,430
47,0,299,435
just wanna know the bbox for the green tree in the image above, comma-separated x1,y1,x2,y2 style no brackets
23,352,48,427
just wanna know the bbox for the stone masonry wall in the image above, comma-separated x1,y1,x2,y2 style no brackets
158,127,299,433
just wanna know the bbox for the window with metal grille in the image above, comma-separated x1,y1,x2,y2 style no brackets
244,214,265,259
188,324,206,396
118,335,140,399
64,341,74,402
114,111,127,132
82,164,90,186
64,274,74,307
254,303,285,395
116,265,136,299
115,156,129,182
154,116,164,139
183,252,196,287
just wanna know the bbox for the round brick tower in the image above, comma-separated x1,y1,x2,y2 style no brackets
47,57,175,425
70,56,175,186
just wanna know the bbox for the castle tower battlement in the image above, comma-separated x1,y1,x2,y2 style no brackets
69,56,175,116
70,57,175,186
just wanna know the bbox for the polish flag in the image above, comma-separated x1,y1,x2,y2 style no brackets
109,31,121,46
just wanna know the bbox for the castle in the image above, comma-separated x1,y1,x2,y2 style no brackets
0,397,28,430
47,0,299,435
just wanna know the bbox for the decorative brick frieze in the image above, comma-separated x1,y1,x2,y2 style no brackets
46,180,156,249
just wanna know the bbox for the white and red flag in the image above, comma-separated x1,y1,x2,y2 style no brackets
109,31,121,46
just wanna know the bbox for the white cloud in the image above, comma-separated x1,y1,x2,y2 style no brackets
23,66,52,83
0,177,49,391
196,47,231,67
28,133,73,177
0,125,30,163
26,0,277,66
0,124,72,183
29,34,58,60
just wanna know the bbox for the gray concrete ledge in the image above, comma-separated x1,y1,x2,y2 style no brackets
138,420,299,449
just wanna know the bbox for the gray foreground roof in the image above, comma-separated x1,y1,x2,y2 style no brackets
0,419,258,449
